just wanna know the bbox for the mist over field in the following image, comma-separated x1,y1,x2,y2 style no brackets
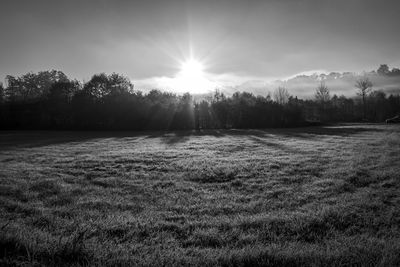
132,65,400,99
225,68,400,98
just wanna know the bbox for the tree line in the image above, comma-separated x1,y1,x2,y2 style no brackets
0,70,399,130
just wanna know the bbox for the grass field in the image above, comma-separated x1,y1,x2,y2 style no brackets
1,124,400,266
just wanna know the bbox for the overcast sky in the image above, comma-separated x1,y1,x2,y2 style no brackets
1,0,400,91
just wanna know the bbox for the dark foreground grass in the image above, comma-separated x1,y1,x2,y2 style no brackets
0,124,400,266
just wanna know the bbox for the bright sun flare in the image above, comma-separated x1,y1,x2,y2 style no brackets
169,58,215,94
180,59,204,78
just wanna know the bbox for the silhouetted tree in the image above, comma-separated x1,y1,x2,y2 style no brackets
145,90,178,130
315,82,330,103
284,96,304,126
273,87,290,105
71,73,135,129
355,77,373,120
2,69,399,131
46,80,80,128
211,90,229,128
170,93,194,130
197,100,212,129
368,90,387,122
5,70,68,103
0,83,4,104
315,82,330,121
194,103,200,131
329,94,355,122
377,64,390,75
387,94,400,117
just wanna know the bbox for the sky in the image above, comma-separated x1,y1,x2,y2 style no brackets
1,0,400,94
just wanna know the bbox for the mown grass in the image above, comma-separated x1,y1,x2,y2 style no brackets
0,124,400,266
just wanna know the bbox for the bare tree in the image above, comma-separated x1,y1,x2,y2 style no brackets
273,87,290,105
0,83,4,103
355,77,373,120
315,81,330,103
315,82,330,121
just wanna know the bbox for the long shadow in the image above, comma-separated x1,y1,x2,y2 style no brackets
275,125,385,139
248,135,289,148
0,125,385,150
145,129,228,145
149,125,385,145
0,131,147,150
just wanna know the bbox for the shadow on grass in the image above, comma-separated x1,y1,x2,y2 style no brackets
0,131,147,150
149,125,384,145
0,124,385,149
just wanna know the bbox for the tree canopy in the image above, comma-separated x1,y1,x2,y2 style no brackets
0,70,399,130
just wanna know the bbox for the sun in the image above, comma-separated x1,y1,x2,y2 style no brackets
180,59,204,79
169,58,215,94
